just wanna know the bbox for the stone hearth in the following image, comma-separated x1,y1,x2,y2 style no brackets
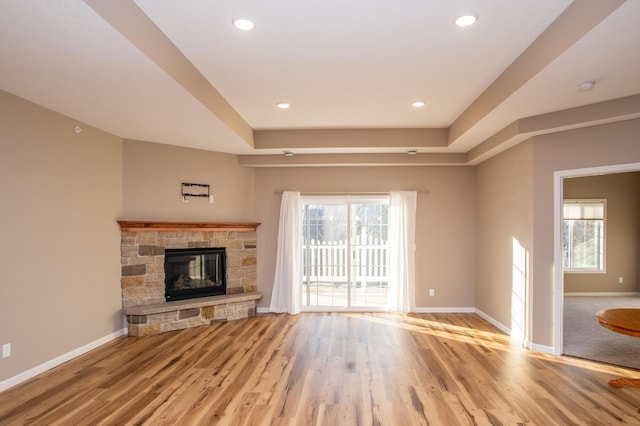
118,221,261,336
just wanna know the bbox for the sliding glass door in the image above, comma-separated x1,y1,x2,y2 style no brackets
301,197,390,310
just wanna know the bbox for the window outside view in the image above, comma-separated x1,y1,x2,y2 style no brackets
562,200,605,272
301,198,390,309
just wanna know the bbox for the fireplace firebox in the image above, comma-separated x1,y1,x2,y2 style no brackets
164,247,226,301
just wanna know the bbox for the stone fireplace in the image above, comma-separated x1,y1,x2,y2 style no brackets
118,221,262,336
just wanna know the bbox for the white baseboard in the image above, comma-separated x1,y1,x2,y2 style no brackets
474,309,557,354
564,292,640,297
413,307,536,348
0,328,127,393
259,306,478,314
413,307,475,313
530,342,554,355
474,308,511,336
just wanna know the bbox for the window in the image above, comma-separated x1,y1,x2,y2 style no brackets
562,200,605,272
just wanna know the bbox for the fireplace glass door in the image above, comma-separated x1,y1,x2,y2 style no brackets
164,248,226,301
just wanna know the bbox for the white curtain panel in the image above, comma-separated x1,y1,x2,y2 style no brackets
269,191,302,314
388,191,417,312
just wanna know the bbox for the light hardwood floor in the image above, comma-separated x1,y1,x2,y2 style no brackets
1,312,640,425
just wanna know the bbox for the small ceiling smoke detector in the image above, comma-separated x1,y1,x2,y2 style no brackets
411,100,425,108
74,126,82,134
284,151,294,157
407,150,417,155
232,18,255,31
577,80,596,92
276,102,290,109
455,15,477,27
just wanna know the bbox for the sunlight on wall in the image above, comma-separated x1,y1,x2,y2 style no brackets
512,237,530,344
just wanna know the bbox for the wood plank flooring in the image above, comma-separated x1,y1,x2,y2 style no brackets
2,312,640,425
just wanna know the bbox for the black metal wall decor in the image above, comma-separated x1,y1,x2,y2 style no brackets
181,182,213,203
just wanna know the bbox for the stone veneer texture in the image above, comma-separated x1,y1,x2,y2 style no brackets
125,296,260,336
120,230,257,308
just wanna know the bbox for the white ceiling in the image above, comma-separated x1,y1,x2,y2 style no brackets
453,0,640,152
134,0,570,129
0,0,639,160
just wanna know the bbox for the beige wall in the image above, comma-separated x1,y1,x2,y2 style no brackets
122,139,256,222
532,119,640,347
475,120,640,349
254,166,476,309
563,172,640,293
0,91,123,382
3,88,639,385
121,142,478,311
475,141,534,332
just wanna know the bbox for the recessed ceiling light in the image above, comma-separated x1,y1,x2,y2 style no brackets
407,150,418,155
276,102,290,109
232,18,255,31
284,151,294,157
411,100,425,108
455,15,477,27
577,80,596,92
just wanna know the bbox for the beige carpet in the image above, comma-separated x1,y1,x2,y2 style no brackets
563,295,640,370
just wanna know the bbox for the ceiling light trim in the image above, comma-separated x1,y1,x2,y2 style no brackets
455,15,478,28
232,18,255,31
577,80,596,92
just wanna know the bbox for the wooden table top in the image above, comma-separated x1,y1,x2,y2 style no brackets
596,308,640,339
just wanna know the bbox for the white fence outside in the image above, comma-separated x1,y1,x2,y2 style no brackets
303,235,389,286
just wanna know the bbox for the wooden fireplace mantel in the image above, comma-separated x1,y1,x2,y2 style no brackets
117,221,261,232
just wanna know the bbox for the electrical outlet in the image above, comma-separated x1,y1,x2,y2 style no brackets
2,343,10,358
619,277,624,284
429,288,435,297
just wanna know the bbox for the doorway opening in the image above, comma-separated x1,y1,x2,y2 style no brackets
553,162,640,355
